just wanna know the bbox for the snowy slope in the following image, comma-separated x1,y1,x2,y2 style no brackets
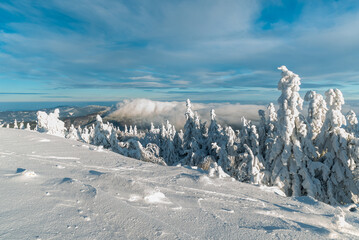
0,128,358,240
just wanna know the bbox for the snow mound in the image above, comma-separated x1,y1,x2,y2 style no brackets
144,191,171,204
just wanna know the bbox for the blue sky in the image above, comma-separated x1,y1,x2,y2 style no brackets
0,0,359,103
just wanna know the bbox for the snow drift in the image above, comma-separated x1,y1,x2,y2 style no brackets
1,128,359,239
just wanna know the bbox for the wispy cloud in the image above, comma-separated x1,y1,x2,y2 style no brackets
0,1,359,102
0,92,46,95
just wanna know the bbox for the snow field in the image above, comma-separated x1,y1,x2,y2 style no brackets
1,128,359,239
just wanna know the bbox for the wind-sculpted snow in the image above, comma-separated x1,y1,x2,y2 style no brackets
1,128,359,239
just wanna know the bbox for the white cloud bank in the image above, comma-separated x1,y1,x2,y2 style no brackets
106,98,266,130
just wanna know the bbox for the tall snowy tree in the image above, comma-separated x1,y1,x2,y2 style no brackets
207,109,224,157
269,66,320,198
182,99,206,166
304,91,327,140
316,89,359,204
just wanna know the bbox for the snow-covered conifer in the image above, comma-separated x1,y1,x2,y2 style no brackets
66,124,79,140
182,99,206,166
13,119,18,129
36,109,66,137
92,115,111,148
346,110,358,137
304,91,327,140
76,126,82,141
269,66,320,198
81,127,91,143
207,109,223,156
316,89,359,204
109,128,120,152
233,117,265,184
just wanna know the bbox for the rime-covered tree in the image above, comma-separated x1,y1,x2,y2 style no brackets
109,128,120,152
207,109,224,156
159,120,178,165
173,129,185,161
13,119,18,129
269,66,320,198
233,117,265,184
182,99,206,166
346,110,359,137
66,124,80,140
91,115,111,148
304,91,327,140
36,109,66,137
316,89,359,204
258,110,266,157
81,127,91,143
263,103,278,167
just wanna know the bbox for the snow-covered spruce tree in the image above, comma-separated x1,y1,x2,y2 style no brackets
159,120,179,165
346,110,359,137
109,128,120,152
181,99,207,166
316,89,359,204
304,91,327,140
142,122,160,147
81,127,91,143
76,126,83,141
19,121,24,130
258,110,266,158
269,66,321,198
345,110,359,170
66,124,80,140
13,119,18,129
134,125,138,136
263,103,278,168
36,109,66,137
173,129,185,161
233,117,265,184
206,109,233,173
25,123,31,131
207,109,224,156
91,115,112,148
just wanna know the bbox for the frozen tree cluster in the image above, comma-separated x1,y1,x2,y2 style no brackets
36,109,66,137
4,66,359,205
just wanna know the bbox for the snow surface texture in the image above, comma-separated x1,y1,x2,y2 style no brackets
1,128,359,239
